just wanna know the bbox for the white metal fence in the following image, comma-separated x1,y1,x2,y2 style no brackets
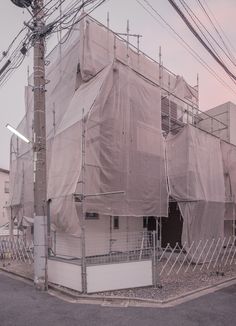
1,231,236,292
157,236,236,278
0,235,34,264
50,231,236,291
50,231,236,275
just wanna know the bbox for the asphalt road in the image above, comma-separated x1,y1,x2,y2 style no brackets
0,273,235,326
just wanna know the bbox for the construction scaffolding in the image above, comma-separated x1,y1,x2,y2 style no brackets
8,15,236,276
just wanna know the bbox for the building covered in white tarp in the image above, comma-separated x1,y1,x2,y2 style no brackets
8,15,235,264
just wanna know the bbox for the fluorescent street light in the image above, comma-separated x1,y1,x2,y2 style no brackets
6,124,30,143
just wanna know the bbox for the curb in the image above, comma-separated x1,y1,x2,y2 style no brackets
48,276,236,307
1,266,236,308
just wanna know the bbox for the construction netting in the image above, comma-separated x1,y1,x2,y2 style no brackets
8,15,236,268
10,15,234,249
82,61,168,217
221,141,236,221
166,124,233,259
9,16,174,235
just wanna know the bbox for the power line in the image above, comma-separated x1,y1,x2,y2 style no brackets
167,0,236,81
176,0,236,89
178,0,236,67
178,0,220,59
136,0,236,96
0,0,107,88
197,0,236,61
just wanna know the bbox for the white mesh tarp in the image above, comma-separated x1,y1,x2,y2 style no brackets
9,17,169,235
221,141,236,221
83,61,168,217
166,125,225,251
48,60,168,234
79,17,198,105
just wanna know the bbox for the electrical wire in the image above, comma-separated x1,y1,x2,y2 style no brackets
196,0,236,62
176,0,236,88
167,0,236,81
136,0,236,96
0,0,106,88
178,0,236,67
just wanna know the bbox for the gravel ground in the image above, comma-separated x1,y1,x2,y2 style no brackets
1,259,235,301
95,264,236,301
0,260,34,280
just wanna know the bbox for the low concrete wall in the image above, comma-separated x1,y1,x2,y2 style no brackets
87,260,152,293
48,259,82,292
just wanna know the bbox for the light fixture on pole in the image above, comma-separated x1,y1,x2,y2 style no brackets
10,0,32,8
6,123,30,143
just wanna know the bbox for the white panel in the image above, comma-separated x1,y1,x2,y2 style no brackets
54,232,81,258
85,215,110,256
48,259,82,292
87,260,152,293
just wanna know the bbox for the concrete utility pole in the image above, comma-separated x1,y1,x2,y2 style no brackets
32,0,48,291
9,0,48,291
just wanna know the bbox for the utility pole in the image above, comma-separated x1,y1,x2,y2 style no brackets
32,0,48,291
9,0,48,290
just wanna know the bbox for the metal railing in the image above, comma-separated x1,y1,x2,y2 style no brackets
0,235,34,264
153,235,236,290
85,231,154,265
1,231,235,292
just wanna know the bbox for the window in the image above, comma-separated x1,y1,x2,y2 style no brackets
4,181,9,194
143,217,148,228
85,212,99,220
113,216,119,230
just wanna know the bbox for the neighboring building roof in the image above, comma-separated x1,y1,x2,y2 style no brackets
0,168,9,174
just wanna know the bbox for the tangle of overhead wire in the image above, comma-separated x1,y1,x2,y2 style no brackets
48,0,107,45
0,0,58,63
0,0,106,88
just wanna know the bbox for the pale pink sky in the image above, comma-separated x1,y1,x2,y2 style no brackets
0,0,236,169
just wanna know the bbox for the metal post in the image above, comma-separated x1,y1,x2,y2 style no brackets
126,20,129,61
153,230,157,288
106,11,110,29
81,108,87,293
168,75,171,133
32,0,48,291
196,73,199,111
233,195,236,238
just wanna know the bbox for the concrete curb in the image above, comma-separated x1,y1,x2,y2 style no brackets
48,276,236,307
1,267,236,308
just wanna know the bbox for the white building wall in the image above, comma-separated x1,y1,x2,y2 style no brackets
229,102,236,146
0,169,9,227
53,215,144,258
85,215,144,256
197,102,230,142
197,102,236,146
